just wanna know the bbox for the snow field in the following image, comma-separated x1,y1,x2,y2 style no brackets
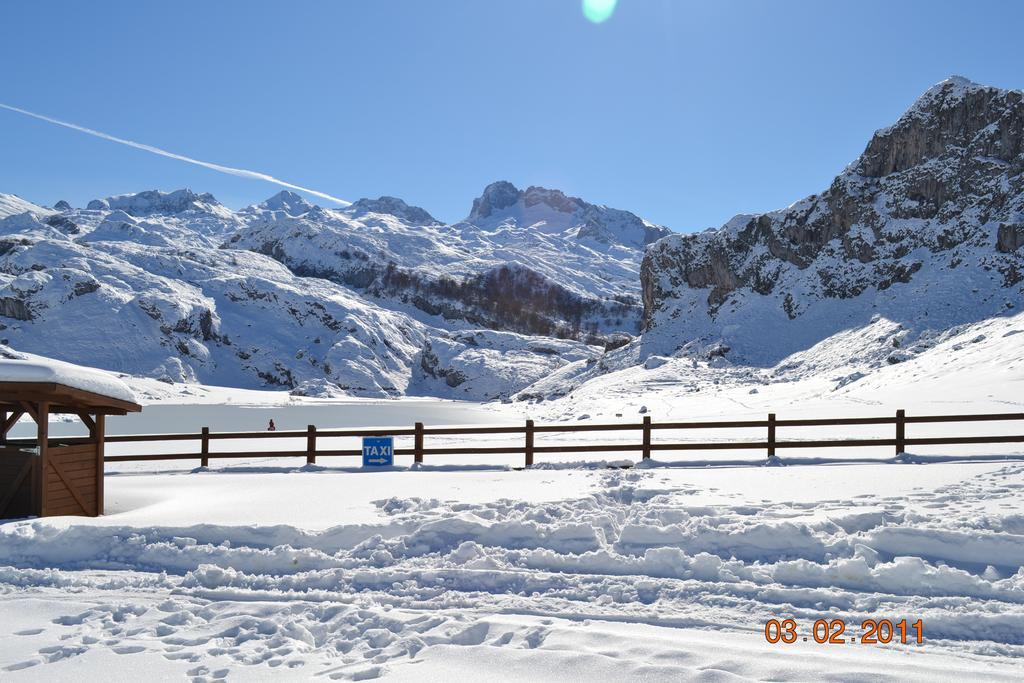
2,461,1023,679
0,309,1022,679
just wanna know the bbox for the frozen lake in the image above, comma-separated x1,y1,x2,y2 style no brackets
9,398,515,439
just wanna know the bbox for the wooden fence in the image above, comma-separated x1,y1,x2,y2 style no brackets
16,410,1022,469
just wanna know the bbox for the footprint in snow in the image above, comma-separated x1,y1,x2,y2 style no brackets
334,665,384,681
491,631,515,646
521,626,550,649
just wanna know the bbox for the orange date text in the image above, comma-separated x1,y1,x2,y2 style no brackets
763,618,924,645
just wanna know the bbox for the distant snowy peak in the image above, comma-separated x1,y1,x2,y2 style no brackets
0,193,54,219
249,190,316,216
468,182,586,223
345,196,440,225
0,212,74,241
468,181,522,220
86,189,231,218
245,192,440,225
466,181,671,249
0,194,79,237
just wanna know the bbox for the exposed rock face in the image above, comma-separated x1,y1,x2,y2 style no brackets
997,223,1024,252
857,76,1023,178
0,296,32,321
468,181,522,220
43,214,80,235
641,77,1024,364
365,262,636,341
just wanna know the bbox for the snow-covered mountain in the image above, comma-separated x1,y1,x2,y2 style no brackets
229,182,665,340
0,182,657,399
86,188,234,219
2,77,1021,403
516,77,1024,403
466,181,670,249
0,193,55,220
639,76,1023,362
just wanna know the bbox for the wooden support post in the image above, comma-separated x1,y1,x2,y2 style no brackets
201,427,210,468
19,401,39,424
1,411,24,444
895,409,906,456
0,410,6,445
767,413,776,459
37,401,49,516
414,422,424,464
76,412,96,434
525,419,535,468
95,413,105,517
307,424,317,465
642,415,651,460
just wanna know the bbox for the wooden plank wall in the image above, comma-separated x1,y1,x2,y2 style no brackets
43,444,97,517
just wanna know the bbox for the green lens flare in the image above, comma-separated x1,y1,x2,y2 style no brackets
582,0,617,23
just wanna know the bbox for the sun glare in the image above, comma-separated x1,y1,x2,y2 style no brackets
582,0,617,24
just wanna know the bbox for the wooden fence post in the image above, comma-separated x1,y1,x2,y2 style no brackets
95,413,105,517
414,422,424,464
642,415,651,460
525,419,534,468
201,426,209,468
767,413,776,459
37,401,49,516
895,409,905,455
307,424,317,465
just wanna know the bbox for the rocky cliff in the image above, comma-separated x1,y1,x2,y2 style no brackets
640,77,1024,366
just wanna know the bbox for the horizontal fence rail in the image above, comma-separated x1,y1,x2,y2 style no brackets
6,411,1024,468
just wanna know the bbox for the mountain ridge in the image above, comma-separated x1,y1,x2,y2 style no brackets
635,76,1022,363
2,76,1022,403
0,179,659,398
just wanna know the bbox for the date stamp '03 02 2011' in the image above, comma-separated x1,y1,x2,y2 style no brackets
764,619,924,645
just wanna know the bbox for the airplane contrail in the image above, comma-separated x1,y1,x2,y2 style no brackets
0,102,351,206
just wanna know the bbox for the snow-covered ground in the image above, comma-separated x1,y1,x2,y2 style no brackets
2,460,1023,680
2,310,1023,680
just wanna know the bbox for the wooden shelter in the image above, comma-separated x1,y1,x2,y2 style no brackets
0,379,141,519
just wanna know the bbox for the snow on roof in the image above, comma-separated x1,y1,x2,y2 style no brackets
0,359,137,404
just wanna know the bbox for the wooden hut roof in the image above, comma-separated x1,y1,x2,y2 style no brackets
0,360,141,415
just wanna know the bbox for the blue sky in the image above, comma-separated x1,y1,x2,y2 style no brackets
1,0,1022,231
